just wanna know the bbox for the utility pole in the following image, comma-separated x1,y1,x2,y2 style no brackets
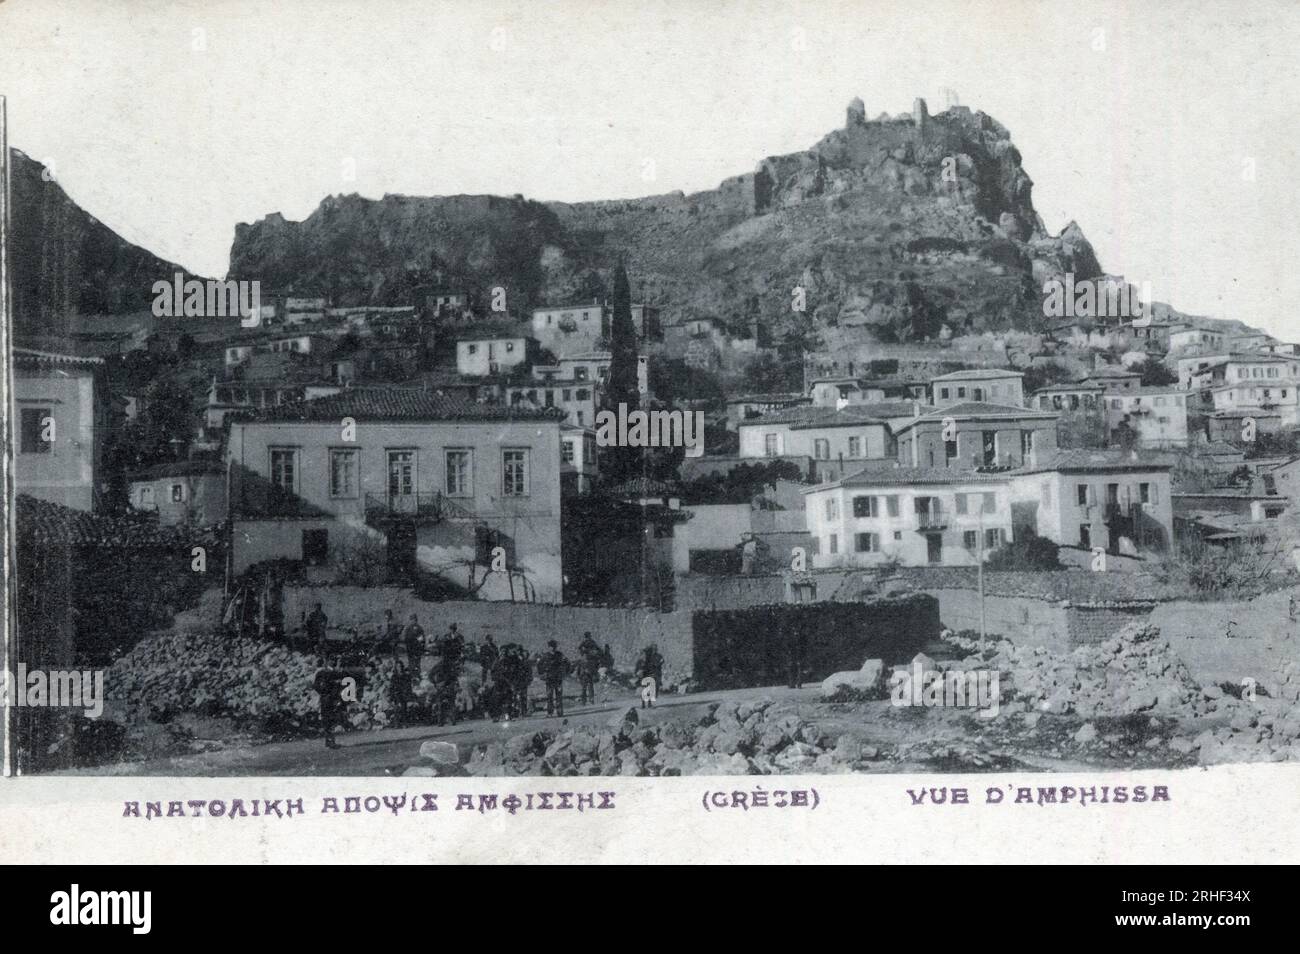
1,95,15,775
977,505,987,659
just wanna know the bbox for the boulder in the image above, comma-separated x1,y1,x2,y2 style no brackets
821,670,876,698
608,706,639,731
1229,710,1257,732
419,740,460,765
758,725,793,754
1073,723,1098,744
832,735,863,763
711,730,745,756
774,741,819,771
685,752,751,776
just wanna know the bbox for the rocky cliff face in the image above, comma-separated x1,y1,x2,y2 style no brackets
227,99,1105,345
7,149,197,335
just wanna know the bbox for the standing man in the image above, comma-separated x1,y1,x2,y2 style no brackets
380,608,403,659
402,613,426,680
390,659,412,726
539,640,570,717
437,622,466,671
431,627,464,726
635,644,664,700
479,633,500,682
305,602,329,657
577,631,601,706
314,656,344,750
508,645,533,718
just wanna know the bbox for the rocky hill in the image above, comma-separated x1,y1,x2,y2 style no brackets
7,149,199,336
14,98,1256,353
227,98,1111,346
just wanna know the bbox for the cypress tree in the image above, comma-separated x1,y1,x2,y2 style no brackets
606,264,639,408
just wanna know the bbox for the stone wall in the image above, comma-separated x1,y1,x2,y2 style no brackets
925,587,1072,653
923,585,1156,651
1066,603,1157,645
675,574,788,610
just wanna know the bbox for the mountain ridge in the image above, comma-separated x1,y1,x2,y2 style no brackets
7,149,202,337
9,99,1256,351
223,98,1191,348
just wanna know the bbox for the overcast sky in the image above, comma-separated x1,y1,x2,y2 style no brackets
1,0,1297,338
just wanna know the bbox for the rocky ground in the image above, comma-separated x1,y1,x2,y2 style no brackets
65,616,1300,776
403,621,1300,777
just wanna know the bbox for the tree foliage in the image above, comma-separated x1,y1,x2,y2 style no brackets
985,530,1064,571
680,460,806,505
1133,356,1178,387
606,264,638,406
1020,361,1075,395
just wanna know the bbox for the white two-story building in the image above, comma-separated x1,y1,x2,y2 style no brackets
226,388,566,601
803,450,1175,567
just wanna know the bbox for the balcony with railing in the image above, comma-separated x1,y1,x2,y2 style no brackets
914,500,947,531
363,492,476,526
1104,500,1143,524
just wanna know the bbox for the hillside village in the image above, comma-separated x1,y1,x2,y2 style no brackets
11,98,1300,775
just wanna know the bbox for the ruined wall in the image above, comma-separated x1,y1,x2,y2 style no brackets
926,587,1072,652
926,586,1157,651
1066,603,1157,645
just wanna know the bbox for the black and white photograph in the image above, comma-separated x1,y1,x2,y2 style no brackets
1,0,1298,868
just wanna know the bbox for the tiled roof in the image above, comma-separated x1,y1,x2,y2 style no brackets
808,448,1174,492
930,368,1023,381
1082,368,1141,378
532,302,607,313
16,494,211,546
807,463,1013,491
897,402,1055,431
1031,383,1106,393
128,460,225,481
742,401,925,429
1023,449,1174,473
608,477,678,497
449,322,529,342
13,345,104,368
1173,491,1287,501
1190,441,1246,457
856,401,933,418
231,387,564,424
1106,386,1186,396
726,392,808,405
887,567,1183,603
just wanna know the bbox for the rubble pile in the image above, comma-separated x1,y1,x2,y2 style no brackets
951,623,1300,765
951,623,1207,720
463,699,881,777
106,630,400,733
1179,662,1300,765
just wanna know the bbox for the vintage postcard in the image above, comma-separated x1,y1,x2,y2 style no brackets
1,0,1298,867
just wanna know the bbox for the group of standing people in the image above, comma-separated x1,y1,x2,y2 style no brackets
311,603,666,748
